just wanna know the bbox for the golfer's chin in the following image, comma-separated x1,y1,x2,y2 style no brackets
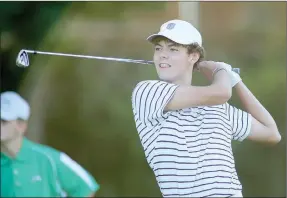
157,73,178,83
0,136,10,143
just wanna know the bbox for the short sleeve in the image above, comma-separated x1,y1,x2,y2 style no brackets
226,103,252,141
57,152,100,197
131,80,179,125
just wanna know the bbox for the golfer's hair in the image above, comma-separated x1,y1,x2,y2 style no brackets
17,118,27,123
151,36,205,69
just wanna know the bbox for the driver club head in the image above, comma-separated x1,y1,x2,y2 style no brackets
16,50,29,68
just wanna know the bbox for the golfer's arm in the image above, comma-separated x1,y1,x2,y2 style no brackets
234,81,281,144
57,152,100,197
165,70,231,111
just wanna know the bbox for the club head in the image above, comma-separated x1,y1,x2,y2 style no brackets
16,50,29,67
233,68,240,74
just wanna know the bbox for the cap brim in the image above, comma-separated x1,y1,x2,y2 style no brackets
146,33,179,43
146,32,200,46
146,32,201,46
146,33,161,42
1,110,18,121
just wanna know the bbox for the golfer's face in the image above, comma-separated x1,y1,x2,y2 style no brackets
1,120,18,142
153,40,190,83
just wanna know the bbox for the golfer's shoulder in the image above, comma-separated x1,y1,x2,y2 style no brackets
132,80,165,101
132,80,172,94
34,145,79,167
29,141,62,161
133,80,162,89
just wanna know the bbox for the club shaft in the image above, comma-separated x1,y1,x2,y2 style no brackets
22,49,240,73
24,49,153,65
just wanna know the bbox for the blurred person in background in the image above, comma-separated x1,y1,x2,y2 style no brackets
0,91,100,197
131,19,281,197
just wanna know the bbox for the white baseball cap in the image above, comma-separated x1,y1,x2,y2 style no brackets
1,91,30,121
146,19,202,46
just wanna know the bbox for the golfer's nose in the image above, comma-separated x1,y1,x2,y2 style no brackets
159,50,168,59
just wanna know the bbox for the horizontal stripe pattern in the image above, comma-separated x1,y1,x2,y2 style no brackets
132,80,251,197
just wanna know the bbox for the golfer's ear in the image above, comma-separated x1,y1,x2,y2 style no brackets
16,119,28,134
188,53,200,65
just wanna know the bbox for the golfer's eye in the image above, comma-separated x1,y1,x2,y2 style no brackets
1,119,8,125
170,48,178,52
155,47,161,51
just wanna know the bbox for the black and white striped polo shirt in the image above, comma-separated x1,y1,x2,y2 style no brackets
131,80,252,197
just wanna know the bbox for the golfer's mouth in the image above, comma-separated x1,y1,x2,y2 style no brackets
159,63,171,68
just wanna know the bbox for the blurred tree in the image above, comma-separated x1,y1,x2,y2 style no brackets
0,2,69,92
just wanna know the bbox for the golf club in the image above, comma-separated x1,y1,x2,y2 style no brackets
16,49,240,74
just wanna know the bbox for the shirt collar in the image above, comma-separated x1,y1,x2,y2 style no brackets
1,152,11,165
0,137,30,163
15,137,30,162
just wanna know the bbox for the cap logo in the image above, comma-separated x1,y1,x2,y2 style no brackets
2,98,10,106
1,98,11,110
166,23,176,30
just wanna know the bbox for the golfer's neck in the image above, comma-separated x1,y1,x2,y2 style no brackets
1,136,23,158
172,75,193,86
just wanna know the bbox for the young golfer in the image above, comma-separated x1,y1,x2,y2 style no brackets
131,19,281,197
1,91,100,197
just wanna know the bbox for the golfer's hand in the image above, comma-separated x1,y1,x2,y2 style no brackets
217,62,242,87
197,61,228,82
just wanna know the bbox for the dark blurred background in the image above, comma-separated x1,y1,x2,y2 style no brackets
0,2,286,197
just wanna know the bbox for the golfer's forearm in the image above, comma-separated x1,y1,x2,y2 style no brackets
165,71,232,111
234,81,276,128
211,69,232,100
